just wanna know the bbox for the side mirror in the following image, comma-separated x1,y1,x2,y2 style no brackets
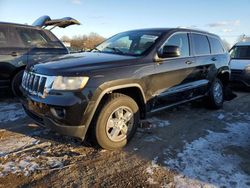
158,45,180,58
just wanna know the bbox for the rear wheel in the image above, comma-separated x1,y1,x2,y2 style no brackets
94,93,139,150
11,70,24,97
206,78,224,109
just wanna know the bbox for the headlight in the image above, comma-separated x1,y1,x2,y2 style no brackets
245,66,250,74
52,76,89,90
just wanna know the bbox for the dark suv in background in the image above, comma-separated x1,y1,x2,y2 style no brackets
20,28,230,150
0,16,79,96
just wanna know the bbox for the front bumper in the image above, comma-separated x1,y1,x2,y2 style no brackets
20,88,92,140
230,69,250,87
23,105,86,139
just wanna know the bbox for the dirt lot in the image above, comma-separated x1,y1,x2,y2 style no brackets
0,91,250,188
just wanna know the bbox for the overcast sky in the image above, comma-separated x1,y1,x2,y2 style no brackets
0,0,249,45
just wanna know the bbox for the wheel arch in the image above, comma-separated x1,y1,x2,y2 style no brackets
83,84,147,139
11,66,25,82
216,70,230,86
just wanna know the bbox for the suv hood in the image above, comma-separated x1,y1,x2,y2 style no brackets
31,52,139,76
230,59,250,70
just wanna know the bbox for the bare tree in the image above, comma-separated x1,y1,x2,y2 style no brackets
60,33,105,51
222,39,231,51
236,34,250,43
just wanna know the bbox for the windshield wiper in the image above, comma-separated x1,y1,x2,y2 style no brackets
92,47,101,52
106,47,124,54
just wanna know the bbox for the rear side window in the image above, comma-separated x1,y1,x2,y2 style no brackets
0,25,24,48
165,33,190,57
192,34,210,56
0,29,7,47
208,37,224,54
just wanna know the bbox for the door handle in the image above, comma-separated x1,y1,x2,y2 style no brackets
211,57,217,61
185,61,193,65
11,52,18,57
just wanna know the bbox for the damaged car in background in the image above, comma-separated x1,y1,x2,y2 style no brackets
0,15,80,96
20,28,232,150
230,42,250,88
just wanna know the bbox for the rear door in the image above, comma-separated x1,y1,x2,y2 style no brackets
16,28,68,67
150,32,197,110
190,33,212,92
0,25,27,87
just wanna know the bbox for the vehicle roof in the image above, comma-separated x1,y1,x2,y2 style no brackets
123,28,219,37
0,21,42,30
234,41,250,46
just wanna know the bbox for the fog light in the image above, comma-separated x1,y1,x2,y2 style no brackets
50,107,66,119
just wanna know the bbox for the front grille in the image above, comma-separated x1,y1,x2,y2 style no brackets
22,71,54,98
231,69,243,75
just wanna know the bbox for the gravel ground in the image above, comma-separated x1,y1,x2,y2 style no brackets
0,91,250,188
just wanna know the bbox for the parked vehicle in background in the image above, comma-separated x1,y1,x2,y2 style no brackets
230,42,250,88
20,28,230,150
0,16,80,96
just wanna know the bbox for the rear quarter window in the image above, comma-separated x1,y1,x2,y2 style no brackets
208,37,225,54
192,33,210,56
17,28,64,49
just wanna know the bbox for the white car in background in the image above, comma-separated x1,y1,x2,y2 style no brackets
230,42,250,88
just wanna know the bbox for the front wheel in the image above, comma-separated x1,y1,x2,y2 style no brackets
206,78,224,109
94,93,139,150
11,70,24,97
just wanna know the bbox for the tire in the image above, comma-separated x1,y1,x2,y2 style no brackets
206,78,224,109
11,70,24,97
93,93,140,150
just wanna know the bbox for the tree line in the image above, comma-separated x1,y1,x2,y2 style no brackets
61,32,105,51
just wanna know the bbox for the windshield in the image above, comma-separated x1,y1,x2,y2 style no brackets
230,46,250,60
94,31,162,56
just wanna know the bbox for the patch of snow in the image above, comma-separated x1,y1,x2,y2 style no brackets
0,156,39,177
147,177,158,185
146,156,159,184
146,117,171,128
47,157,64,169
0,136,38,157
172,175,216,188
144,135,162,142
0,102,26,122
217,114,225,120
164,122,250,187
146,166,154,175
133,147,138,151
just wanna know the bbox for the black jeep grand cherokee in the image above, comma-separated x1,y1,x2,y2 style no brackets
21,28,230,150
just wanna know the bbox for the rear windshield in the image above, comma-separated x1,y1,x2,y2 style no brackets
230,46,250,59
17,28,64,49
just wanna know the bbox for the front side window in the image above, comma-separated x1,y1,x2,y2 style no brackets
164,33,190,57
230,46,250,59
94,31,162,56
209,37,225,54
192,34,210,56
